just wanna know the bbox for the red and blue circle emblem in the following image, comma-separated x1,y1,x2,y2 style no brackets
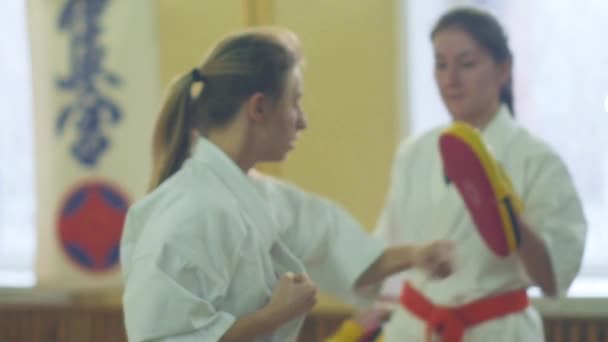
57,181,129,272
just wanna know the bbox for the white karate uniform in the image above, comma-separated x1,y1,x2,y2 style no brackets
377,106,587,341
120,137,385,342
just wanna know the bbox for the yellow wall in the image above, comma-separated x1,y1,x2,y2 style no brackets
157,1,244,85
275,1,401,229
157,1,402,230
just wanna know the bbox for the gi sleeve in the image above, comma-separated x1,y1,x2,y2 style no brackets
522,151,587,297
269,180,386,307
122,210,245,341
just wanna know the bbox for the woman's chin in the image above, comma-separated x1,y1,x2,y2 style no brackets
260,151,290,164
449,109,474,123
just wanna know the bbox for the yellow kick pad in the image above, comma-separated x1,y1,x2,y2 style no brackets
439,122,523,256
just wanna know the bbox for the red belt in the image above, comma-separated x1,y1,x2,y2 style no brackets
400,283,529,342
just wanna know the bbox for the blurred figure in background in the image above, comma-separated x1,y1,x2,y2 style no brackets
374,7,586,342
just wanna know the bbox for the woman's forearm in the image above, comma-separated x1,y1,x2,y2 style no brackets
219,305,288,342
221,272,317,341
355,245,417,288
517,217,557,297
355,240,454,288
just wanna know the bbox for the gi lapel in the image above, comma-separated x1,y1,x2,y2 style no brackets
191,137,279,246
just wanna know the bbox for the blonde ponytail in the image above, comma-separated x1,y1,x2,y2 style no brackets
148,73,193,192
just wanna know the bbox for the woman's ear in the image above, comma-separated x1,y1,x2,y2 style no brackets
498,59,512,86
245,92,266,123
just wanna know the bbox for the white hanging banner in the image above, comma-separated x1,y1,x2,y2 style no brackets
28,0,161,290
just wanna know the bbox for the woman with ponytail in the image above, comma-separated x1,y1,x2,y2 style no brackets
120,27,455,342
